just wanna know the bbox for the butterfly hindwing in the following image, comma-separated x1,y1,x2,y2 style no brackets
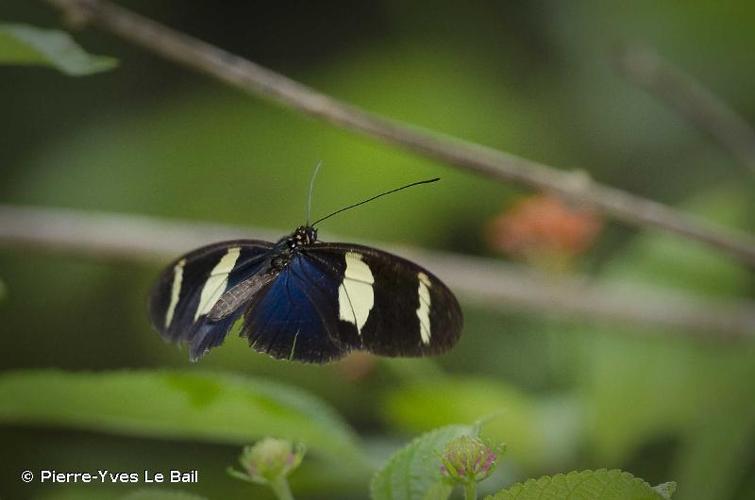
303,243,463,357
148,239,273,359
240,253,348,363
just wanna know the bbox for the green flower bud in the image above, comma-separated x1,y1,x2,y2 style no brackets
439,435,500,483
229,438,305,485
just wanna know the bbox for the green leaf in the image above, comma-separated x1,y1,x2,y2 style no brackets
0,23,117,75
121,491,208,500
485,469,675,500
0,370,366,464
653,482,677,499
370,424,477,500
382,377,582,469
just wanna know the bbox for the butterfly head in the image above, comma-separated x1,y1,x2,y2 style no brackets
288,225,318,249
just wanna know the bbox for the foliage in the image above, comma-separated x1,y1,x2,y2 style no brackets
381,377,582,470
2,1,754,499
580,187,754,500
486,469,675,500
0,370,366,464
370,424,672,500
0,23,116,75
370,424,478,500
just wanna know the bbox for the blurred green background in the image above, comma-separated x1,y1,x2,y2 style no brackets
1,1,754,499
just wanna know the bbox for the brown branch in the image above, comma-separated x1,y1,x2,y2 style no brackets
617,44,755,175
42,0,755,267
1,204,754,339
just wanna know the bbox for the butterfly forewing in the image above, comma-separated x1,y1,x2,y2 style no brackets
148,240,273,358
303,243,463,357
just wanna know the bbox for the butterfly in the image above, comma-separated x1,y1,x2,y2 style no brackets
148,174,463,363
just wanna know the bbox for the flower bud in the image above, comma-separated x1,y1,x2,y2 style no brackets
440,435,500,483
231,438,305,485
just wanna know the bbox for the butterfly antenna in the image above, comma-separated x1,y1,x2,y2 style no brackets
311,177,440,227
306,160,323,225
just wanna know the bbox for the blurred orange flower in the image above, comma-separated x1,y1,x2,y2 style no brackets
486,194,602,268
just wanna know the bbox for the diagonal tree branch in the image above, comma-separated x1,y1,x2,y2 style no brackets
616,44,755,175
42,0,755,267
1,204,754,339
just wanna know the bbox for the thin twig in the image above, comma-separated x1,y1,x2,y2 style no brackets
1,204,753,339
617,44,755,175
42,0,755,266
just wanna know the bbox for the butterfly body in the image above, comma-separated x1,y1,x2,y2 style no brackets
150,224,462,364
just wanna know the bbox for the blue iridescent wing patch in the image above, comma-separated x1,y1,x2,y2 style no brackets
241,253,349,363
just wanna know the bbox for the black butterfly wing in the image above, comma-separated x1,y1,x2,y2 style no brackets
148,240,273,360
150,237,462,363
240,252,350,363
301,243,463,357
